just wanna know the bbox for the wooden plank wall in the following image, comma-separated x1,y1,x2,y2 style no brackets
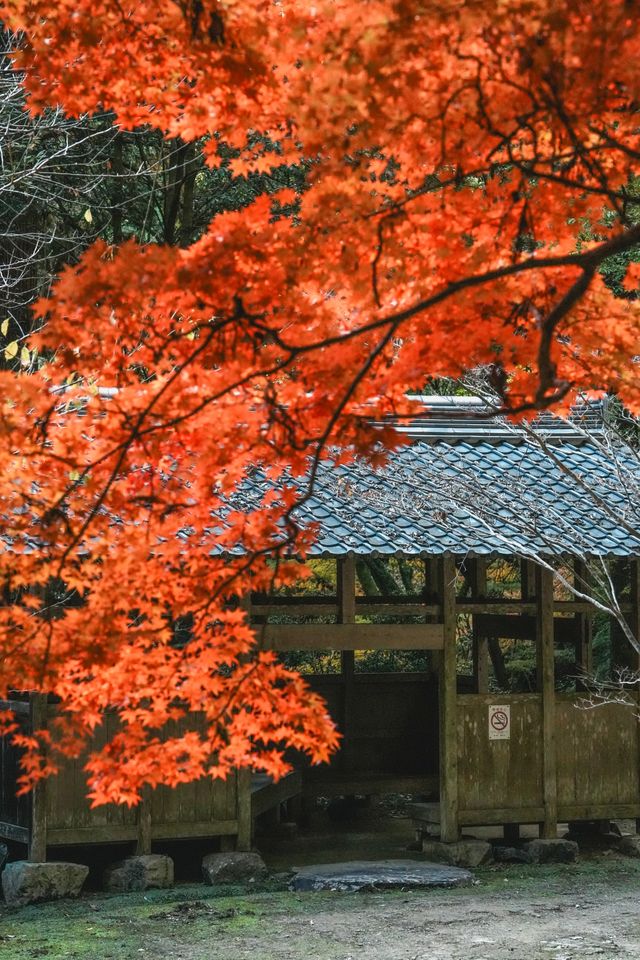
0,701,30,830
457,694,544,823
458,692,640,824
556,694,640,820
305,673,439,784
45,711,239,846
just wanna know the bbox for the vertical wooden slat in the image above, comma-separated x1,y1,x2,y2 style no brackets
574,558,593,687
439,554,458,842
471,559,489,694
28,694,47,862
536,565,557,839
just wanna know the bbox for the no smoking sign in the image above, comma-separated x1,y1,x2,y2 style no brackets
488,704,511,741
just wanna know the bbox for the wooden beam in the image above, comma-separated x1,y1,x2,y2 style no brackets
471,559,489,694
251,598,624,618
46,819,240,845
29,693,48,862
260,622,444,651
439,555,459,842
536,566,557,839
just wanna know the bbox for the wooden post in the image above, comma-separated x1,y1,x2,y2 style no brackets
28,694,48,862
233,592,255,849
135,786,152,855
235,767,252,851
471,558,489,694
425,557,441,677
338,556,356,771
536,565,557,839
574,558,593,687
628,559,640,672
438,554,459,842
521,559,536,601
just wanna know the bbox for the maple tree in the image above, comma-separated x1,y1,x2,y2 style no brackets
0,1,639,805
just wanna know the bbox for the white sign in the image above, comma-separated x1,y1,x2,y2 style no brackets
488,704,511,741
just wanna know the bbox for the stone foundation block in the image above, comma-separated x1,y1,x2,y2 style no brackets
202,851,267,885
616,835,640,858
524,839,578,863
103,854,174,893
421,839,492,868
493,845,533,864
609,819,637,838
2,861,88,906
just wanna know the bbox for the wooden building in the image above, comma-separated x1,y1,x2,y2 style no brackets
2,397,640,858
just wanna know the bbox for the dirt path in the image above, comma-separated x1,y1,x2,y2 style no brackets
2,860,640,959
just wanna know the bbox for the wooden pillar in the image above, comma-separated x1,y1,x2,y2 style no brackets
628,559,640,671
536,565,557,839
338,556,356,770
471,558,489,694
233,592,255,849
574,559,593,687
28,693,48,862
235,767,252,851
438,554,459,842
135,786,152,855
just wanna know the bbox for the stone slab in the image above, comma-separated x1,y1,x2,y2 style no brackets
290,859,473,892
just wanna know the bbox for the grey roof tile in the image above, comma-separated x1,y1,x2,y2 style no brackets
214,409,640,559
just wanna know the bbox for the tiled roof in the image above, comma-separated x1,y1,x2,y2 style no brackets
220,398,640,559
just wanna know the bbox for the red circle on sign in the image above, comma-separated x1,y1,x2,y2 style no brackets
490,710,508,731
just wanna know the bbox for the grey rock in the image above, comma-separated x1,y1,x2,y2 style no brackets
493,845,533,864
202,851,267,885
524,839,579,864
0,842,7,873
609,819,637,838
2,861,88,906
422,839,493,868
103,854,174,893
290,859,473,892
616,834,640,858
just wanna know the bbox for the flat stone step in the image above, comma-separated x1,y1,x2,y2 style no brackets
289,859,473,892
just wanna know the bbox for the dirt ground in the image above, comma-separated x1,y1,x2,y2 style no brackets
2,858,640,960
3,808,640,960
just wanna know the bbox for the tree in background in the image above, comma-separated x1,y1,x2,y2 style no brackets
0,2,639,804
